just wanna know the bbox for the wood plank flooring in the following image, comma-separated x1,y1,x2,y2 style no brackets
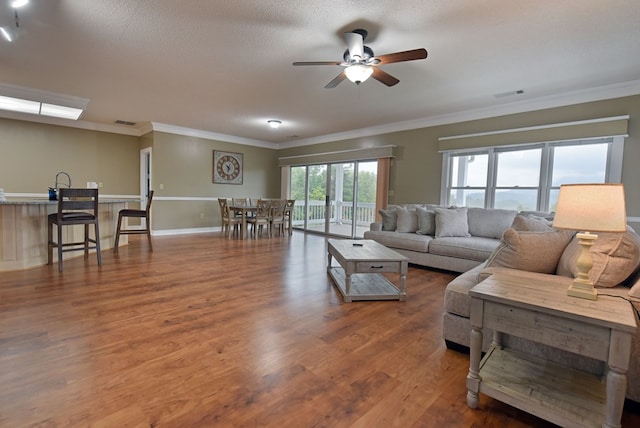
1,232,639,427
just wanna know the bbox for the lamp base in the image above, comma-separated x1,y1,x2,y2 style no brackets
567,278,598,301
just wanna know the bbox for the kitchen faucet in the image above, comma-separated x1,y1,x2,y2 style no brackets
54,171,71,192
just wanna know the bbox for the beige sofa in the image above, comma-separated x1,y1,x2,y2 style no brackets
363,204,520,272
443,215,640,402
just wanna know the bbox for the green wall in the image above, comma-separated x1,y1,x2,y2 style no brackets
150,131,280,231
278,95,640,230
0,118,139,195
1,93,638,234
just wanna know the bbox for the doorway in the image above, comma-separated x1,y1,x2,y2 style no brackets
290,160,377,238
139,147,152,228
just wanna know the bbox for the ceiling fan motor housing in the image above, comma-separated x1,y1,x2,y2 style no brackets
343,46,375,64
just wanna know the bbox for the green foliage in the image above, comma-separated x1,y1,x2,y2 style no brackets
290,163,377,203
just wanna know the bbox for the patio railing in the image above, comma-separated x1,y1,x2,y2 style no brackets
291,200,376,228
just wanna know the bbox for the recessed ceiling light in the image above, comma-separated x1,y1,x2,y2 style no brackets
267,120,282,129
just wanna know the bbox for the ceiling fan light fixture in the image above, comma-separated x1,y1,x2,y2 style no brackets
11,0,29,8
267,119,282,129
344,64,373,84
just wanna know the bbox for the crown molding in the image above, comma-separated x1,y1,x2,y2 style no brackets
150,122,276,149
3,79,639,147
276,79,640,149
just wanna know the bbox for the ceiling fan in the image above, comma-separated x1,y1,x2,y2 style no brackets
293,29,427,88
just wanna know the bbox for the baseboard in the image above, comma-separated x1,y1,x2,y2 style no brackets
151,227,221,236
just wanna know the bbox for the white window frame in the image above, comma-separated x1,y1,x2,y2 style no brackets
440,136,624,211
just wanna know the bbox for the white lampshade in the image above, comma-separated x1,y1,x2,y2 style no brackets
553,183,627,232
552,183,626,300
344,64,373,84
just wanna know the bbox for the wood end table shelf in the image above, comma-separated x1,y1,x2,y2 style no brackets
327,239,408,302
466,272,637,428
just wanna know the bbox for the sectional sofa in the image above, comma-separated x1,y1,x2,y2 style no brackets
442,215,640,403
365,205,640,402
363,204,521,272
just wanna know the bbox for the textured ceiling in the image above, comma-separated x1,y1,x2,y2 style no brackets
1,0,640,147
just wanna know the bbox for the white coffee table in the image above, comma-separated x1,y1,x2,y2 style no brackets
327,239,409,302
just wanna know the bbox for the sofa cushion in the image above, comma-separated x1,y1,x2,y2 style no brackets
467,208,517,239
363,230,431,253
434,207,471,238
428,236,500,262
443,263,486,318
416,207,436,235
395,207,418,233
519,210,555,221
378,208,397,231
485,228,574,274
556,226,640,288
511,214,554,232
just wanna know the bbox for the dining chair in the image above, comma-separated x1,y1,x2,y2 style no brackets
114,191,154,252
270,199,287,237
218,198,242,238
284,199,295,236
232,197,250,218
47,188,102,272
247,199,271,237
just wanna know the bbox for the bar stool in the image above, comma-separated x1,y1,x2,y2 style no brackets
114,191,154,252
48,188,102,272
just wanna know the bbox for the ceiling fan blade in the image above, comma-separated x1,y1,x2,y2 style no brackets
292,61,342,66
375,48,428,65
371,68,400,87
344,31,364,60
324,72,346,89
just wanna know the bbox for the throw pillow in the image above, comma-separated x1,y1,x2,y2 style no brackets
467,208,517,239
378,209,397,231
556,227,640,287
485,228,574,274
511,214,554,232
415,207,436,235
395,207,419,233
434,207,470,238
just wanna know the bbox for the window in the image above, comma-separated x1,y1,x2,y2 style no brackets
442,137,623,212
494,146,541,211
447,153,488,207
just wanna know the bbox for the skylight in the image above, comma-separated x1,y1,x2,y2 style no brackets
0,84,89,120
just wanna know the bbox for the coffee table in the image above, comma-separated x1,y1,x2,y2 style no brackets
327,239,409,302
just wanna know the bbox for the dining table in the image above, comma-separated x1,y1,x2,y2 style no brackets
228,204,257,239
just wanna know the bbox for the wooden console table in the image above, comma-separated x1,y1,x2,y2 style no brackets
466,272,637,428
327,239,408,302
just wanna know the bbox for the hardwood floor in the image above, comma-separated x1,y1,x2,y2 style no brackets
1,232,638,427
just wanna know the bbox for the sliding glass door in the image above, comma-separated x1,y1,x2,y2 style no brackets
290,160,377,238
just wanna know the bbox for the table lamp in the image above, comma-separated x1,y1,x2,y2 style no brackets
552,183,627,300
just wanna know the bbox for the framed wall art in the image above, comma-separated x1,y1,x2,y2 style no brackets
213,150,243,184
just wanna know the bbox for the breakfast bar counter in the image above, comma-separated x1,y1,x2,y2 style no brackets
0,198,133,271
